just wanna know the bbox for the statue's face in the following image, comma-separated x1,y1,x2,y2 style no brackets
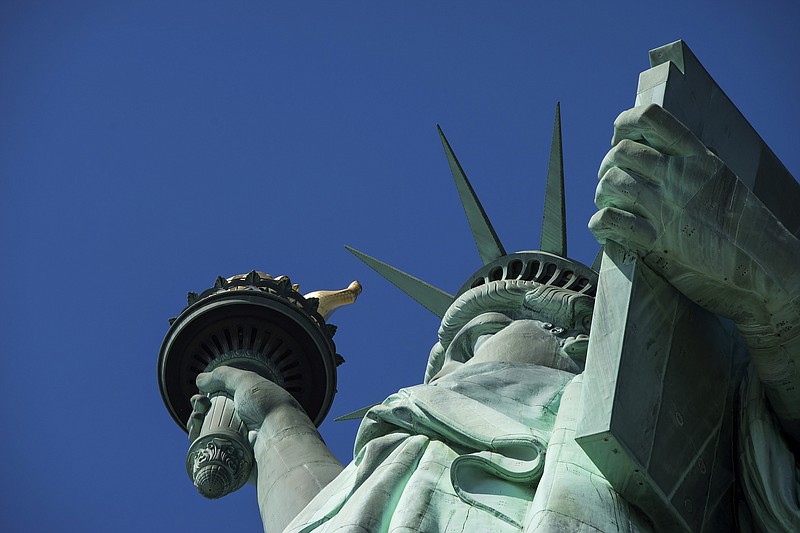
430,312,587,382
426,281,594,384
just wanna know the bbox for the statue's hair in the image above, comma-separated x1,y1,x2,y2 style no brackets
423,279,594,383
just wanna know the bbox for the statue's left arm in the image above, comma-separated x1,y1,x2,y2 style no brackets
590,104,800,445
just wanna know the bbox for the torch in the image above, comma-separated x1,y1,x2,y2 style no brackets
157,270,360,499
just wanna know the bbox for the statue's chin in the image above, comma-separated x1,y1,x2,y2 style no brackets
561,334,589,370
429,320,588,382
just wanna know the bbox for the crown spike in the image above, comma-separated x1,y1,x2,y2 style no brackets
437,125,506,265
540,102,567,257
345,246,454,318
334,403,381,422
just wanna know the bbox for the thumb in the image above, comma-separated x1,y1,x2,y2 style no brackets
197,365,267,396
195,366,239,395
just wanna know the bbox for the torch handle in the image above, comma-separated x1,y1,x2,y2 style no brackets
199,392,246,437
186,392,255,499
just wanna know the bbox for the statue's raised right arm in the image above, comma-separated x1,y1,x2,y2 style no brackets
192,367,343,533
590,103,800,447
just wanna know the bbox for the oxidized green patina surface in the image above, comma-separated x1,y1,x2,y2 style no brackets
173,42,800,532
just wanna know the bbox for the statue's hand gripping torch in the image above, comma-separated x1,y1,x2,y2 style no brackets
158,272,361,499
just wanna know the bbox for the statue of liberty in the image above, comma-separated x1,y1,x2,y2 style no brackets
171,42,800,532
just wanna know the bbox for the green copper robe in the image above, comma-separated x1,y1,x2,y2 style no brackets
284,362,651,532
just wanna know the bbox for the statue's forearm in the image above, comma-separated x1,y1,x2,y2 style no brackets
678,178,800,444
253,406,344,533
733,190,800,444
739,322,800,446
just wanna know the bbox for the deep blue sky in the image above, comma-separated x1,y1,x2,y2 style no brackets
1,2,798,532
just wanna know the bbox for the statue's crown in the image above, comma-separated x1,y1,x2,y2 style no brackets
346,103,599,319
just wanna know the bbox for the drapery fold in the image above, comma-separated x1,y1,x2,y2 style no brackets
285,362,573,532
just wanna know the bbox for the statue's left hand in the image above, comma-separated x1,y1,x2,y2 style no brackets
592,105,800,442
589,104,799,327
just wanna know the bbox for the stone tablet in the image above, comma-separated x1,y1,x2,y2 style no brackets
577,241,746,532
576,40,798,532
